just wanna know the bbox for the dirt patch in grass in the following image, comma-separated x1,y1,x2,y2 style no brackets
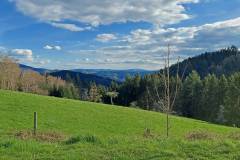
185,131,216,141
15,130,66,143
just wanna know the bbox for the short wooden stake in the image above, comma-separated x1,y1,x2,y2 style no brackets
33,112,37,135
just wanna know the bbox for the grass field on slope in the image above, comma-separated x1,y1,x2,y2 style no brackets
0,90,240,160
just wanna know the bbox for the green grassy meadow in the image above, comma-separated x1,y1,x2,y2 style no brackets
0,90,240,159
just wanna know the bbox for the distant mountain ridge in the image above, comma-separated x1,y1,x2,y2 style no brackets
19,46,240,86
73,69,156,81
19,64,51,74
19,64,155,82
49,70,116,87
19,64,116,87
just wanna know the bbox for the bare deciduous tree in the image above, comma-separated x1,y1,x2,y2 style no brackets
0,56,68,96
19,70,47,94
0,57,21,90
150,45,187,137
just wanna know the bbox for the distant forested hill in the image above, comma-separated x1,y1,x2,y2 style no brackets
19,65,118,87
19,64,51,74
19,64,154,83
169,46,240,78
73,69,155,82
49,70,116,87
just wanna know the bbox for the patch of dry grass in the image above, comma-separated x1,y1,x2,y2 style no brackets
143,128,156,138
15,130,66,142
228,132,240,140
185,131,217,141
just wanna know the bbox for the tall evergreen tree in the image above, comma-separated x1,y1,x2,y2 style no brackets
224,73,240,127
180,71,202,118
200,74,219,121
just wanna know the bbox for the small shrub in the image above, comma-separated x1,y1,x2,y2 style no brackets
65,136,81,145
82,135,99,143
65,135,100,145
0,141,13,148
185,131,215,141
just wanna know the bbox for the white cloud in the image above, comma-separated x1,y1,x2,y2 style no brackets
96,34,117,42
44,45,62,51
50,22,86,32
122,17,240,56
9,0,240,69
54,45,61,51
11,49,34,62
11,49,32,56
200,17,240,30
11,0,198,29
44,45,53,50
67,17,240,70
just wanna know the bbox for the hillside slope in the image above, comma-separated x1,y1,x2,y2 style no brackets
170,46,240,78
0,90,240,159
49,70,117,87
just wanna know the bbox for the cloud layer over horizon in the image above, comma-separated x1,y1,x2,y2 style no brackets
1,0,240,70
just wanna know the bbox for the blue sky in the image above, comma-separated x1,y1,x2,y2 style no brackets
0,0,240,70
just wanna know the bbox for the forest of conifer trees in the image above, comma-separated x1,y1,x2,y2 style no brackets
111,71,240,127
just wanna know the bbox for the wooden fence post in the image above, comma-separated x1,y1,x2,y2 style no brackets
33,112,37,135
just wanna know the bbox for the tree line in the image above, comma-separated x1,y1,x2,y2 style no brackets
0,57,117,103
76,46,240,128
103,71,240,127
0,57,78,99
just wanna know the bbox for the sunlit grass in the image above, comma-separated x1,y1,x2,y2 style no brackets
0,90,240,159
